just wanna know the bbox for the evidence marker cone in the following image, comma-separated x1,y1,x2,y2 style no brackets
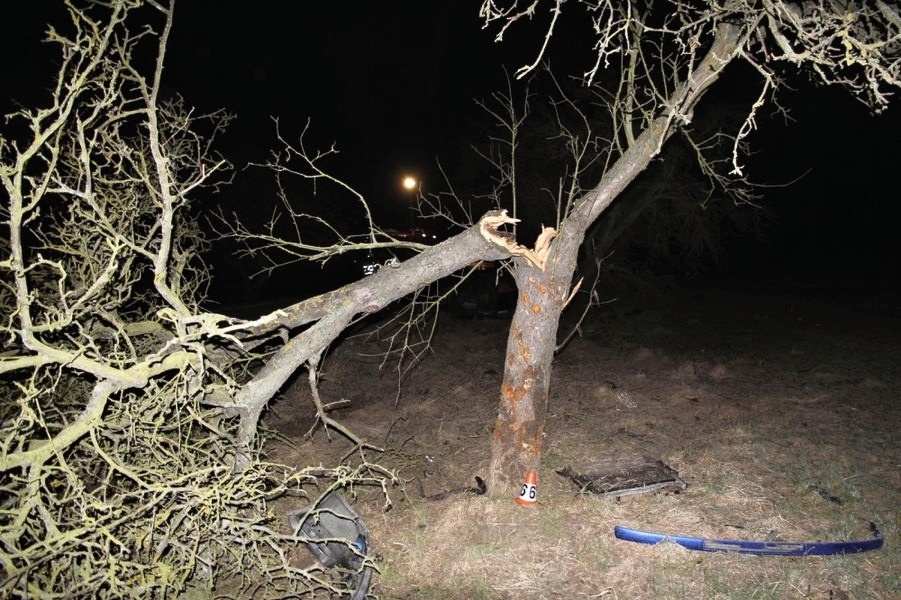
516,470,538,506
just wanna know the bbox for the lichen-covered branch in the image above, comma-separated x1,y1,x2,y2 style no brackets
0,1,367,596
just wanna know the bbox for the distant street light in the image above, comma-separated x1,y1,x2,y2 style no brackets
401,175,419,230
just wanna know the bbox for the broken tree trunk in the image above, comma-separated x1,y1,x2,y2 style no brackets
485,22,743,497
487,261,568,494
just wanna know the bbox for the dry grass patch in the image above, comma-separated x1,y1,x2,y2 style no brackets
265,291,899,599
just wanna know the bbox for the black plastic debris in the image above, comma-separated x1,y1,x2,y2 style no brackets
287,491,372,600
809,484,843,504
557,456,686,498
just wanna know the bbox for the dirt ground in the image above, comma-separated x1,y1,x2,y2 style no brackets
265,284,899,599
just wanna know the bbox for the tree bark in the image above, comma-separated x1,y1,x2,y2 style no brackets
487,263,568,493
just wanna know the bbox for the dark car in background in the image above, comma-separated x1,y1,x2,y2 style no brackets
452,260,516,318
356,227,440,276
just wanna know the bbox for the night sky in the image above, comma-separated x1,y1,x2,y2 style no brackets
3,2,899,301
165,2,514,218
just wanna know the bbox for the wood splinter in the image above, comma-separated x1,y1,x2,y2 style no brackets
479,209,556,271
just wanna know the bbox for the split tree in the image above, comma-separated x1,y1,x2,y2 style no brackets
477,0,900,493
1,0,898,596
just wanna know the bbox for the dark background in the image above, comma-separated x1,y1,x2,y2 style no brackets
3,1,899,305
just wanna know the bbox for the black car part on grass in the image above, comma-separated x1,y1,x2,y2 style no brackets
614,522,883,556
556,457,687,499
287,491,372,600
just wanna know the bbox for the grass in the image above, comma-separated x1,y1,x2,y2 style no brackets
266,289,900,599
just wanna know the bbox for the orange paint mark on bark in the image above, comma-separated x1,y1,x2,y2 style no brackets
501,381,533,432
501,381,527,418
501,381,525,403
510,324,530,361
520,291,531,306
